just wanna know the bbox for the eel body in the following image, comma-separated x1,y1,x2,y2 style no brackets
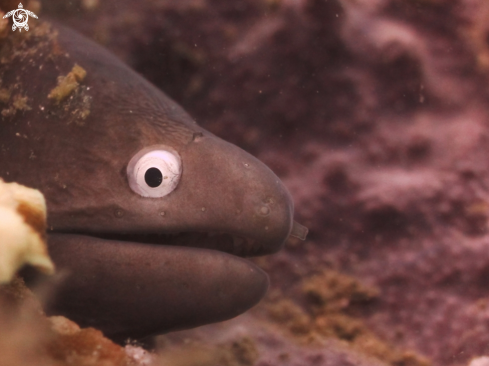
0,22,305,341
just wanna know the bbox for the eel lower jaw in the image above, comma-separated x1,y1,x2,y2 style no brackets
37,233,271,341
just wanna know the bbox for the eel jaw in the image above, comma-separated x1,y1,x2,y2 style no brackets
38,216,307,341
53,219,308,258
66,231,269,257
39,233,270,342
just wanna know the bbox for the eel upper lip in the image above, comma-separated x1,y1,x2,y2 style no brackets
49,230,272,258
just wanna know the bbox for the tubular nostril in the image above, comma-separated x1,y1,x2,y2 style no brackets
289,221,308,241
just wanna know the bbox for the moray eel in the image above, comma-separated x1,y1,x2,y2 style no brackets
0,22,307,341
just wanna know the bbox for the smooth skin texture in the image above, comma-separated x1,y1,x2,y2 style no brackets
0,22,297,341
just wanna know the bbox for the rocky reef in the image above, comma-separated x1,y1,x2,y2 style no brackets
3,0,489,365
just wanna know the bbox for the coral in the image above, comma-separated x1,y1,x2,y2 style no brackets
0,179,53,283
48,316,134,366
263,271,429,366
157,312,389,366
0,277,151,366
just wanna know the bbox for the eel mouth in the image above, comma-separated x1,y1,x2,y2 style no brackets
86,231,265,257
49,230,269,257
50,221,308,258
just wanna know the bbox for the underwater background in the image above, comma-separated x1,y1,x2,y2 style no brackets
2,0,489,365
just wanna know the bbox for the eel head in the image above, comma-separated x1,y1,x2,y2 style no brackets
0,22,307,341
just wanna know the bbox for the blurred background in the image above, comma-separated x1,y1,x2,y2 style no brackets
4,0,489,365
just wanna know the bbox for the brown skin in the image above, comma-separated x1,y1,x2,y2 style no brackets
46,234,269,342
0,22,294,340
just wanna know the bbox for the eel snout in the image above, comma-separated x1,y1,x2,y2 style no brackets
162,134,299,257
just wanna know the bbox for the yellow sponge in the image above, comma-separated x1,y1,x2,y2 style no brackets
0,179,54,283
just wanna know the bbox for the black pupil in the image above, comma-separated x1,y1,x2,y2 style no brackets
145,167,163,188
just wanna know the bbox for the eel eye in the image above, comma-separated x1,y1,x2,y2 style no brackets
127,146,182,198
